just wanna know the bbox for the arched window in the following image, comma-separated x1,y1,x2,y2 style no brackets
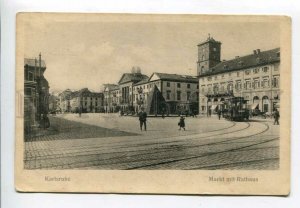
253,96,260,102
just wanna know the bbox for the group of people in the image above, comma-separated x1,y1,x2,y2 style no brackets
138,108,186,131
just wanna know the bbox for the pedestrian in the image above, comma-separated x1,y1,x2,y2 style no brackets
138,107,147,131
178,115,185,131
79,106,82,117
273,108,280,125
217,109,222,120
40,114,50,129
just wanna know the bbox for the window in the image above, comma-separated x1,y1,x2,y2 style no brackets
273,76,280,88
187,91,191,100
27,71,34,81
187,84,191,89
236,80,242,90
25,87,32,96
177,83,181,88
214,76,217,80
262,78,269,88
213,85,219,94
253,79,260,89
201,85,205,93
229,72,231,76
222,74,225,79
95,102,98,106
207,84,212,93
262,67,269,73
237,72,240,77
167,91,171,100
167,82,170,87
207,77,212,81
177,91,181,101
197,84,199,89
253,68,259,74
213,47,217,52
227,82,233,92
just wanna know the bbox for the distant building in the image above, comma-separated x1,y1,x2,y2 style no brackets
69,88,104,113
118,67,149,112
103,84,120,113
48,94,59,112
24,53,49,134
133,72,199,115
198,36,280,114
58,89,73,112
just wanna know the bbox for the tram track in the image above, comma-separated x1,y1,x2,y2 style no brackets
25,121,245,161
25,122,275,170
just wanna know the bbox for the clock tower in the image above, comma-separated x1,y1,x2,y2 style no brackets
197,34,221,76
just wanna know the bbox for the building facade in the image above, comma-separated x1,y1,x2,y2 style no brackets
24,53,50,135
198,37,280,115
133,72,199,115
69,88,104,113
58,89,73,112
117,67,149,112
103,84,120,113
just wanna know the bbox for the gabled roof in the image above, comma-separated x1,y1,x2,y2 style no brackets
118,73,149,85
24,58,46,68
133,78,149,86
71,88,103,98
149,72,198,83
199,48,280,77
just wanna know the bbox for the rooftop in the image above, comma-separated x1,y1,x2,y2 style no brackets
199,48,280,77
24,58,46,68
151,72,198,83
118,73,149,84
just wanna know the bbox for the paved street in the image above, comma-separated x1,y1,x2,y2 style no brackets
24,113,279,170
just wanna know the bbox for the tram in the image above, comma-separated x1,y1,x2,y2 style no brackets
222,97,250,121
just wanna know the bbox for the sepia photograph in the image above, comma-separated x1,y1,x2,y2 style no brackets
15,13,291,194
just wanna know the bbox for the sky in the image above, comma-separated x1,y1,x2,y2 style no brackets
23,15,280,92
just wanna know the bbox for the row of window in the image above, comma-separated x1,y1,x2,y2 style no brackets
80,97,100,101
133,82,199,91
203,66,279,82
202,76,280,93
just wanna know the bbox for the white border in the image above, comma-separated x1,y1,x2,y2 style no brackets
1,0,300,207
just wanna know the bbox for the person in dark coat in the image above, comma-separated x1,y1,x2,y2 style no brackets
178,115,185,131
138,108,147,131
40,114,50,129
273,108,280,125
217,109,222,120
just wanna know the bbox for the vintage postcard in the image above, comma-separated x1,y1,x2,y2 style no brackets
15,13,291,195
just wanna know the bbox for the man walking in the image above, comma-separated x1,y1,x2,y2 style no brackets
273,108,280,125
217,109,222,120
138,107,147,131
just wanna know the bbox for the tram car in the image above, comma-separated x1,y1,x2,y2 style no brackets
222,97,250,121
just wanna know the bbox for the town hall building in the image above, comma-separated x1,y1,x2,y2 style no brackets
197,36,280,115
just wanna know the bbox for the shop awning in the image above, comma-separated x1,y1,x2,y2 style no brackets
211,105,218,110
251,103,259,110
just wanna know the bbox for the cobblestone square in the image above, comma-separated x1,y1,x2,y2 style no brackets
24,113,279,170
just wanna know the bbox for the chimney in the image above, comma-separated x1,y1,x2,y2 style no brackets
257,49,261,53
253,50,257,55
